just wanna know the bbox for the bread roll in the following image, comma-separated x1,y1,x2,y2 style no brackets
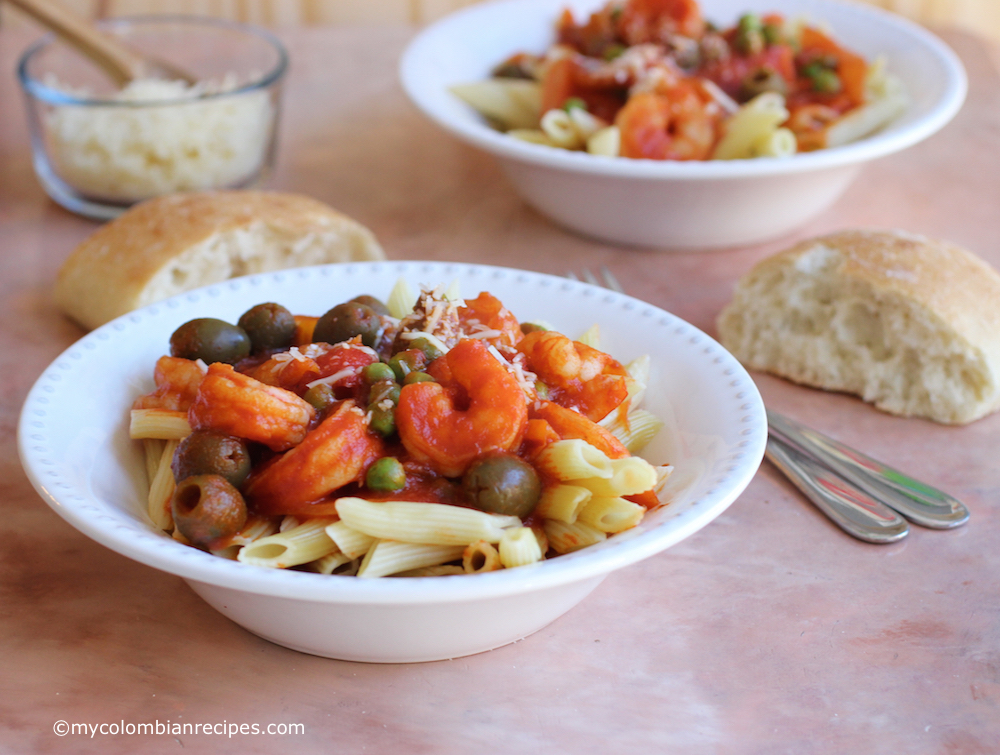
55,191,385,330
717,230,1000,424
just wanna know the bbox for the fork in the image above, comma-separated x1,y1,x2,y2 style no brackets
569,267,970,543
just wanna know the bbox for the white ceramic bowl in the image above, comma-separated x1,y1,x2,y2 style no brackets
400,0,966,249
18,262,765,662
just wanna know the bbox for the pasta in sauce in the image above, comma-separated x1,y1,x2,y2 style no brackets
130,282,670,578
450,0,907,160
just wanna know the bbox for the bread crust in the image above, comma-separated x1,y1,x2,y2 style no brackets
717,229,1000,424
55,191,385,330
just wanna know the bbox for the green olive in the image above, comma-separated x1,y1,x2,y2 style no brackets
388,350,426,382
303,383,337,413
172,474,248,550
313,302,382,347
172,431,251,488
169,318,251,365
403,371,435,385
364,362,396,383
237,302,296,353
407,336,444,364
366,457,406,491
462,451,542,519
520,322,549,335
368,404,396,437
350,295,390,317
740,66,788,100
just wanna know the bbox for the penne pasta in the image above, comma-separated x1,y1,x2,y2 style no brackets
498,527,544,568
335,497,522,546
540,108,584,149
606,408,665,454
536,439,614,481
130,408,191,440
450,79,542,131
535,484,592,523
544,519,607,554
750,127,797,158
147,439,178,531
586,125,620,157
571,455,658,497
386,277,418,319
357,540,466,578
575,324,600,348
712,93,790,160
578,496,646,533
306,552,358,575
463,540,502,573
325,520,377,559
236,517,339,569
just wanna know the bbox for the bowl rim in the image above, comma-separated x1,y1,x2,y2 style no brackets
18,261,767,605
17,14,289,107
399,0,968,180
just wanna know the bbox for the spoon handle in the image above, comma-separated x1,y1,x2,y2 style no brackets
7,0,145,86
767,410,969,529
765,437,909,544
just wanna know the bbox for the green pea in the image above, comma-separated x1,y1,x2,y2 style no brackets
369,379,401,406
366,457,406,491
369,405,396,437
364,362,396,383
534,381,550,401
303,383,336,413
403,371,436,385
810,69,842,93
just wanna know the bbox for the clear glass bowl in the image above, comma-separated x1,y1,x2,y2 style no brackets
18,16,288,220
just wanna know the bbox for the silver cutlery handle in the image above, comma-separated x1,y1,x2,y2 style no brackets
765,437,909,544
767,410,969,529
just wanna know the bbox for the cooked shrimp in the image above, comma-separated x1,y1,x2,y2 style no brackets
243,401,384,515
396,338,528,477
132,356,206,412
532,400,630,460
188,363,315,452
458,292,523,350
516,330,629,422
616,86,719,160
787,104,840,151
619,0,705,45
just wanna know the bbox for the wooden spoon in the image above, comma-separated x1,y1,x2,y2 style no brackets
7,0,196,87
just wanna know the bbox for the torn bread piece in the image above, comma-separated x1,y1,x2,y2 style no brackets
55,190,385,330
717,229,1000,424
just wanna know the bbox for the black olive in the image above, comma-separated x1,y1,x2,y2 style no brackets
169,318,251,364
171,474,248,550
313,302,382,347
237,302,297,353
462,451,542,519
172,431,251,488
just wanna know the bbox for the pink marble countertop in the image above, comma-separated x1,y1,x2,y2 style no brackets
2,22,999,755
